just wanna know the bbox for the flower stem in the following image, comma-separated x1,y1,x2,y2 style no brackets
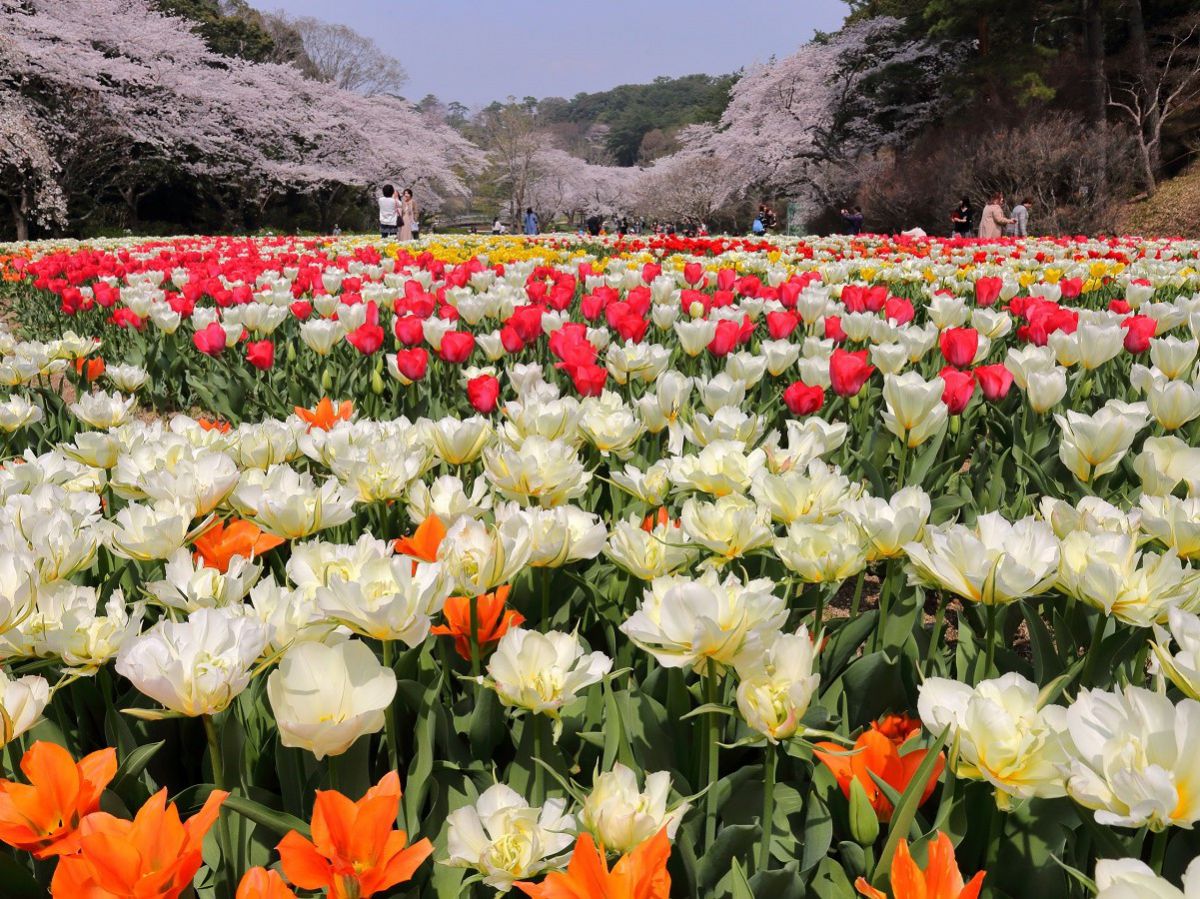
1150,827,1169,875
540,567,553,628
758,742,777,872
704,660,721,851
381,641,407,830
925,595,946,677
532,715,546,807
203,714,235,899
1081,612,1107,687
984,605,1000,677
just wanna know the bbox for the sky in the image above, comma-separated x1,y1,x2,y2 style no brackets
249,0,850,107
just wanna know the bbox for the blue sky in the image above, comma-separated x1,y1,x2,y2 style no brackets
251,0,849,107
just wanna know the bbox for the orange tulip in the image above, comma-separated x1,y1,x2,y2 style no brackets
856,832,985,899
50,787,228,899
514,828,672,899
640,507,678,532
276,771,432,899
197,416,232,433
74,356,105,382
237,867,296,899
871,713,922,745
295,397,353,431
431,586,525,660
814,717,944,822
193,518,285,572
0,741,116,858
394,514,447,564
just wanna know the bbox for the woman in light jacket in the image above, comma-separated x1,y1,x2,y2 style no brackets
978,192,1014,239
399,189,417,241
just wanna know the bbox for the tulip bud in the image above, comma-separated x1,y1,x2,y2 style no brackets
286,342,296,363
321,367,333,392
848,777,880,845
950,415,961,435
370,369,385,395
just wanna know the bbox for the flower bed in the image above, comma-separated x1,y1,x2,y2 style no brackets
0,232,1198,897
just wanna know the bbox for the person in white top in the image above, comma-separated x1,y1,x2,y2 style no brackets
378,184,399,239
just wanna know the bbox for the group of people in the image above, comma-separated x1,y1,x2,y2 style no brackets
377,184,419,240
953,193,1032,238
751,203,779,235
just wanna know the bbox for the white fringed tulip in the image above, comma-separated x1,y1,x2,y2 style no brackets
581,764,689,853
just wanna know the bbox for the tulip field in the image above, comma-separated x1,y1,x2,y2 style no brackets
3,231,1200,898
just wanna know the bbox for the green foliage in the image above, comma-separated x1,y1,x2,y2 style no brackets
152,0,281,62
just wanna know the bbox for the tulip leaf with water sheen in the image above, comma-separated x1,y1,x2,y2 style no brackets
871,726,950,884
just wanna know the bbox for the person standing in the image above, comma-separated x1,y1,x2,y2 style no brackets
524,207,539,236
840,206,864,235
950,197,974,237
399,188,417,241
378,184,399,239
1010,197,1031,237
978,192,1014,239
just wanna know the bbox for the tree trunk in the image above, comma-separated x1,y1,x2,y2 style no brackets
10,195,29,242
121,185,140,228
1084,0,1108,181
1126,0,1161,176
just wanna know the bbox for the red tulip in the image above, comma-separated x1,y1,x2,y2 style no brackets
783,381,825,415
974,276,1003,306
707,319,741,357
1108,298,1132,315
439,331,475,364
939,327,979,368
829,348,874,397
683,262,704,285
393,348,428,382
1122,315,1156,353
642,263,662,283
289,300,312,320
570,363,608,397
500,325,525,353
824,315,847,343
346,322,384,355
192,321,227,356
245,340,274,370
974,364,1013,402
884,296,915,325
766,311,799,339
393,316,425,346
466,374,500,413
939,366,975,414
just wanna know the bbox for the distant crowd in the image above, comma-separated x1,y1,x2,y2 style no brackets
376,186,1034,241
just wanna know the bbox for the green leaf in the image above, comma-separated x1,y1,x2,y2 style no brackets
728,857,755,899
872,726,950,884
110,740,164,795
0,847,47,899
698,823,760,891
222,793,311,839
800,790,833,873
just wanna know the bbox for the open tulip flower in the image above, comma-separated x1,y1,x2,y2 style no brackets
50,787,228,899
855,832,984,899
0,741,116,858
9,230,1200,897
815,715,944,822
514,828,672,899
277,772,433,899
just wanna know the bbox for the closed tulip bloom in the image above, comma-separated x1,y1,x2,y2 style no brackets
939,326,979,367
974,363,1014,402
480,628,612,727
428,415,494,465
1148,379,1200,430
783,380,825,415
669,440,766,497
0,394,42,432
604,513,692,581
0,671,49,747
882,372,948,448
734,626,821,742
116,607,267,717
1094,858,1200,899
69,389,136,429
904,512,1059,605
1150,335,1199,380
1025,366,1069,413
581,764,689,854
1064,685,1200,830
506,505,607,568
855,833,984,899
236,867,296,899
620,569,786,673
277,771,433,898
1056,402,1150,484
267,639,396,760
445,784,576,890
918,673,1068,803
1005,344,1057,390
829,348,875,397
0,741,117,858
